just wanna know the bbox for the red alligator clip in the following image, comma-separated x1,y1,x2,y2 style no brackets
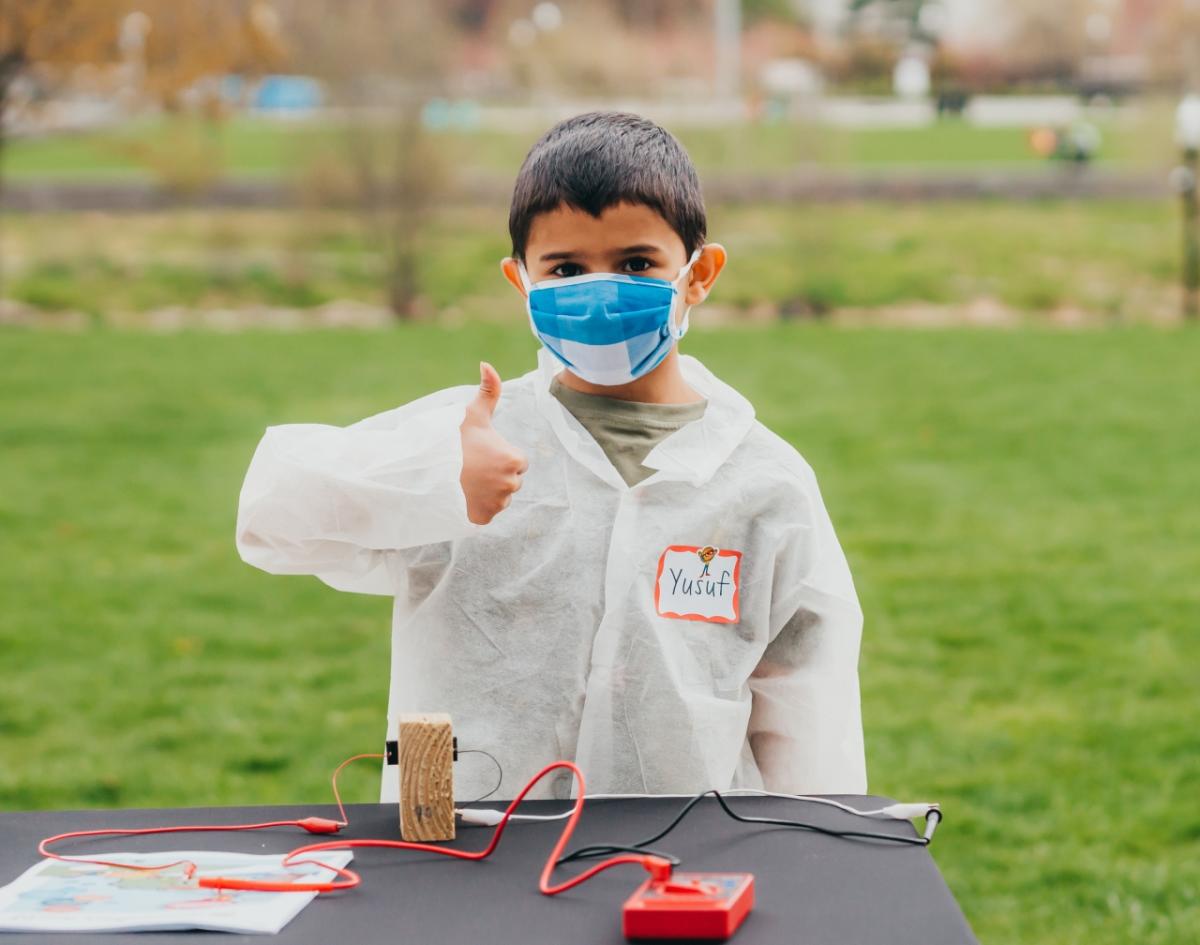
622,872,755,941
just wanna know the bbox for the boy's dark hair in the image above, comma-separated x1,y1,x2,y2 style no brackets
508,111,707,261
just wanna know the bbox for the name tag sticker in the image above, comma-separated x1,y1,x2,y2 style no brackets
654,545,742,624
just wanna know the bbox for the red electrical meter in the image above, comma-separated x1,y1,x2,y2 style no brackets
622,872,755,941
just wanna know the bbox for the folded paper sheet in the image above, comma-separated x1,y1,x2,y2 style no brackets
0,850,353,935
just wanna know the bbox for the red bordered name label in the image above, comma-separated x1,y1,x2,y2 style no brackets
654,545,742,624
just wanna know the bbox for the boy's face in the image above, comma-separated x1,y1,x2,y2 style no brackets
501,201,726,329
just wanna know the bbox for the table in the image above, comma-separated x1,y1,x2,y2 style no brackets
0,796,977,943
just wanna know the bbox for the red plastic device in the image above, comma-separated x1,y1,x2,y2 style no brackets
622,872,755,941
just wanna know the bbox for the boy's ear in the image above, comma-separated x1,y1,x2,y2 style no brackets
684,243,727,306
500,257,527,298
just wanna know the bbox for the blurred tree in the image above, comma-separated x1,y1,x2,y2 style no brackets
0,1,283,170
743,0,809,26
1003,0,1091,89
117,3,285,195
280,0,458,320
0,2,118,128
130,2,285,111
611,0,693,29
0,1,123,292
839,0,942,95
0,1,283,289
825,35,899,92
847,0,933,43
1143,0,1200,90
610,0,808,29
493,0,697,97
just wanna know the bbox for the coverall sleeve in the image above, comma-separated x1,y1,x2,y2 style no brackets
747,471,867,795
235,385,481,596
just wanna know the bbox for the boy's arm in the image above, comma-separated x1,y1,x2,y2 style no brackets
236,365,524,595
747,474,867,795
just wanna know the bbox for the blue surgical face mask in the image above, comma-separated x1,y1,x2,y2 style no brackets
517,249,702,387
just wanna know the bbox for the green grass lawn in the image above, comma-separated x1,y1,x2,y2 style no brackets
2,326,1197,943
0,110,1175,183
0,200,1184,320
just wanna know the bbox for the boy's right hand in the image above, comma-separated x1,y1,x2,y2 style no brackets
459,362,528,525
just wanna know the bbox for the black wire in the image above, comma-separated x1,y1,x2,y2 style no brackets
557,790,929,866
452,750,925,861
706,791,929,845
457,749,503,803
559,843,682,867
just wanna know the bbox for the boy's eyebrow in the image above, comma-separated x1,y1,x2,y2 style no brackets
537,243,666,263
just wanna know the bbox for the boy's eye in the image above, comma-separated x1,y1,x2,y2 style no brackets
546,257,656,278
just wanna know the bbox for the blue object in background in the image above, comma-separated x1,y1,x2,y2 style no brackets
422,98,481,131
252,76,323,114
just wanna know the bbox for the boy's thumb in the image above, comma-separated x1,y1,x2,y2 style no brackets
473,361,502,418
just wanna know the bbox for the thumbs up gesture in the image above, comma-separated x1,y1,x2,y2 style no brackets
459,362,529,525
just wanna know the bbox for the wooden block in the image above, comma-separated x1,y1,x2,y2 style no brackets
397,713,455,841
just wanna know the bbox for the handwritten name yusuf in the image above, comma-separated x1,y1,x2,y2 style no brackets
668,567,733,599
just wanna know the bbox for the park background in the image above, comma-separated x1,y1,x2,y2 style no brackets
2,2,1198,942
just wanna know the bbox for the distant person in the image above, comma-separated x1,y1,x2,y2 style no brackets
235,112,867,803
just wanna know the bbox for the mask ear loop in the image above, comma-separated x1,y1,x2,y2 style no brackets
516,259,567,373
514,258,539,328
669,248,703,341
515,259,534,293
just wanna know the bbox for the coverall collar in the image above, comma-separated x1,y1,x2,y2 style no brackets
532,347,756,490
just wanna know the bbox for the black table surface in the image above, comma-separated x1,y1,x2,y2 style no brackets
1,796,976,944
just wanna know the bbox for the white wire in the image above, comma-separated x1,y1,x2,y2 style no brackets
457,790,934,825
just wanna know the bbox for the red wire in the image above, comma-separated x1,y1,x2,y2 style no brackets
329,752,382,826
38,822,361,892
36,753,386,892
37,757,668,898
270,760,668,896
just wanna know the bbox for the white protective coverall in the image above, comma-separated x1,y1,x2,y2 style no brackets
236,349,867,801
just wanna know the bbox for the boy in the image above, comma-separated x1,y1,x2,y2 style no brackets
236,111,866,803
